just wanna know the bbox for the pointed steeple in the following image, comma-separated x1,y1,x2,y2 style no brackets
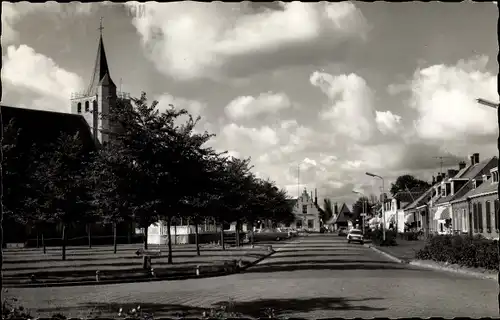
86,17,115,96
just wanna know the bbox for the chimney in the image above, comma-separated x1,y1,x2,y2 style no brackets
470,155,475,166
334,203,339,215
314,188,318,205
473,153,480,165
436,173,443,183
459,161,466,170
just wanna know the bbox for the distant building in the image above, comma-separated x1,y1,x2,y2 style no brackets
284,188,322,232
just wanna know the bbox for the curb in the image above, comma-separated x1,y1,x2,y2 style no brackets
3,250,277,289
363,244,407,264
408,260,497,281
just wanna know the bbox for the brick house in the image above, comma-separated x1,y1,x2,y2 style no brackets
450,166,499,239
429,153,497,235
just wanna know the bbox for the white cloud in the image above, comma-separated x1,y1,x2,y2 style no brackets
2,45,84,113
403,55,498,141
155,93,206,117
220,123,280,151
225,92,291,120
310,71,375,142
126,1,369,80
375,110,403,135
1,2,96,44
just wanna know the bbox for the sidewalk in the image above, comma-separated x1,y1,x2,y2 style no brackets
366,239,497,280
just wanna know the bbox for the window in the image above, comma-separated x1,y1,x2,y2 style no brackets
493,171,499,183
77,102,82,113
307,219,314,229
296,220,302,229
462,208,468,232
485,201,492,233
93,100,98,113
472,180,477,189
441,187,446,197
495,199,499,231
473,203,478,233
85,101,90,112
417,220,421,228
302,205,307,214
477,202,483,232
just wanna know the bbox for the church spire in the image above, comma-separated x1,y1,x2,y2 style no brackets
86,17,115,96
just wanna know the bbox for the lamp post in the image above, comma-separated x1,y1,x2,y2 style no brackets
352,190,367,234
366,172,386,241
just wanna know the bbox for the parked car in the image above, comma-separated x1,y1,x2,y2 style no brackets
347,229,364,244
277,227,298,237
338,228,348,236
250,228,290,242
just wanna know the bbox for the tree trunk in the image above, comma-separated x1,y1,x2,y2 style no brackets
42,232,46,254
220,222,225,251
174,221,177,245
87,223,92,249
36,230,39,248
142,225,149,269
250,221,255,248
113,222,117,254
167,217,173,264
195,220,200,256
61,224,67,261
235,220,240,247
127,221,132,244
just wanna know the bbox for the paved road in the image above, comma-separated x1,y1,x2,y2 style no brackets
5,235,498,318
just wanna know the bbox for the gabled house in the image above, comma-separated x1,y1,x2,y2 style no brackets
333,203,353,229
402,187,434,235
393,191,425,232
430,154,497,235
450,166,499,239
286,188,321,232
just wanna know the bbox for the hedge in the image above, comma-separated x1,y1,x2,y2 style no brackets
415,234,498,270
364,228,397,246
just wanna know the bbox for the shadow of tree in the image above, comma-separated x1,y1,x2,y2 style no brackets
245,261,417,274
213,296,387,318
34,297,386,319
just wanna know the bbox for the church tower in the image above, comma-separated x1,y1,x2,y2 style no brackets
70,18,128,145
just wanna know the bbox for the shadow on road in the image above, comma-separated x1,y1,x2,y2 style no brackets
271,253,361,259
36,297,386,318
213,296,387,317
245,261,414,274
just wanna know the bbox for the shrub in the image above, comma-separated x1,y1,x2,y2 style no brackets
415,234,498,270
398,231,420,241
2,297,32,319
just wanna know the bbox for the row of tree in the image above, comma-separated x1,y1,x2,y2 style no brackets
3,93,295,263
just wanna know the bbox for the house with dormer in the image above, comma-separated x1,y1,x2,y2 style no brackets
430,153,497,235
450,164,499,239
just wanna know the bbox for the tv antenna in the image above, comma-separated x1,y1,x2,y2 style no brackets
433,156,451,174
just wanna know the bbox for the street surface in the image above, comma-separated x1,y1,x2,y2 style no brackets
5,234,498,318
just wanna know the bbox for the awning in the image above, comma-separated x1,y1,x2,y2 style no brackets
368,217,381,225
433,206,451,220
404,213,414,224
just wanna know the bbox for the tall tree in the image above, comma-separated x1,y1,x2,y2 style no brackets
33,132,94,260
390,174,431,196
322,198,334,223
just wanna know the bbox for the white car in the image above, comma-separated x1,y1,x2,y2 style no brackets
347,229,364,244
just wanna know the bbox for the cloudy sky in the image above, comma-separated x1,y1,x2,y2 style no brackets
2,1,499,207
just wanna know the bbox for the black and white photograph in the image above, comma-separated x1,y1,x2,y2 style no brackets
1,1,499,318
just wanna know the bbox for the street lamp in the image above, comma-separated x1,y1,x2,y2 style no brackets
366,172,386,241
352,190,367,234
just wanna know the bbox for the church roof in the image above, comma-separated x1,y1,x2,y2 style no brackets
333,203,352,224
1,105,96,152
86,34,115,96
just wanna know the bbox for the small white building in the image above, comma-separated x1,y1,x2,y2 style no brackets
284,188,321,232
144,219,248,245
